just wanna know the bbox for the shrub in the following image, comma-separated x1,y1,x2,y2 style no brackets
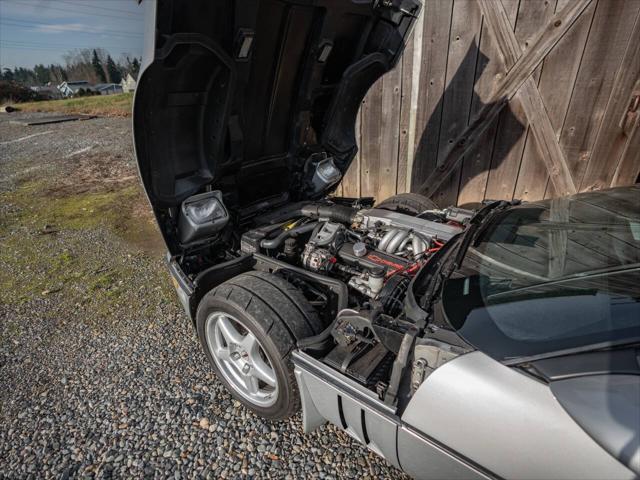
0,81,44,103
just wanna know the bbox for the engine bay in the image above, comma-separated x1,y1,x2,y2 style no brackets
174,195,474,405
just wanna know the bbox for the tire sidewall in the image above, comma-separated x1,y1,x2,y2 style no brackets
196,292,296,419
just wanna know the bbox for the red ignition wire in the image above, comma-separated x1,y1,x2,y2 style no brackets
386,239,446,279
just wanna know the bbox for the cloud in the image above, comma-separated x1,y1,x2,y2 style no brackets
32,23,102,34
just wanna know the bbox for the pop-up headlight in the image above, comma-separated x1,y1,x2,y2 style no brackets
178,191,229,244
309,156,342,193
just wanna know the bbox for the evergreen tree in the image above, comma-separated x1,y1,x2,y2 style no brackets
105,55,121,84
34,64,49,84
91,49,106,83
130,57,140,78
1,68,14,82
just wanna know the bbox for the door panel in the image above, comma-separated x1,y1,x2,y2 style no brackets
397,426,489,480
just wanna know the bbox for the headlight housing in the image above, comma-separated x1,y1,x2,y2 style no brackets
178,191,229,244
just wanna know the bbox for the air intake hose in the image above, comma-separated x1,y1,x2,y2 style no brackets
258,203,359,250
299,204,359,224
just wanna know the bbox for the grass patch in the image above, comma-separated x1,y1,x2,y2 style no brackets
1,179,163,252
17,92,133,117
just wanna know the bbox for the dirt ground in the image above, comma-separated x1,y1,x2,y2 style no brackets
0,112,408,479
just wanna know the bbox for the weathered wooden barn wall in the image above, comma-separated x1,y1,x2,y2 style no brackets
335,0,640,207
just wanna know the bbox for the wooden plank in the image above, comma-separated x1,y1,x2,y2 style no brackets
481,0,574,200
410,0,454,192
457,0,520,207
513,0,596,201
556,0,640,192
611,114,640,186
378,60,403,200
417,0,593,198
359,78,384,198
397,28,416,195
341,109,362,197
483,0,556,202
579,11,640,191
405,10,425,193
431,0,483,207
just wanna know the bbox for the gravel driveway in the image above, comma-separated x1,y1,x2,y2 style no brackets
0,112,409,479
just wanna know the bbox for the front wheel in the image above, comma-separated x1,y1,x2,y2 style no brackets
196,271,318,419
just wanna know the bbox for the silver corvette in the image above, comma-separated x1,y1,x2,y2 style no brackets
133,1,640,478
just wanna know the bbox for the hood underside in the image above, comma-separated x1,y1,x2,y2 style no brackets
134,0,419,211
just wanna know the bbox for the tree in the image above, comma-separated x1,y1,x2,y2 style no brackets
49,64,67,84
33,64,49,85
1,68,14,82
130,57,141,79
91,49,106,83
105,55,121,84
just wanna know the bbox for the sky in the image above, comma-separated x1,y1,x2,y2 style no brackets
0,0,144,70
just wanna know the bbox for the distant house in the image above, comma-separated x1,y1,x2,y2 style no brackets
57,80,123,97
120,73,137,93
93,83,124,95
30,85,62,100
58,80,91,97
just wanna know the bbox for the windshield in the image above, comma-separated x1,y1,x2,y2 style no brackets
442,186,640,361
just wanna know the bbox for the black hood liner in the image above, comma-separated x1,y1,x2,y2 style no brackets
134,0,419,210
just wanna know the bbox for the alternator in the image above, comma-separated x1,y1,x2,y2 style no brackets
301,244,335,272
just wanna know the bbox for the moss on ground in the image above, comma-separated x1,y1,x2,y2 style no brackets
0,174,170,313
1,179,162,250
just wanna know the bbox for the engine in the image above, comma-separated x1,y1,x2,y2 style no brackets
301,209,461,304
237,201,472,394
243,204,467,318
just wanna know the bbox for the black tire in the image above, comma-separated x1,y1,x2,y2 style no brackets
376,192,438,215
196,271,319,420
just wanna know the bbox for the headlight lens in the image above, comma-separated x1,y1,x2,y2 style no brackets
185,197,225,224
178,191,229,244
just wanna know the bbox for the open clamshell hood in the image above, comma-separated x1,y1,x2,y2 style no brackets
133,0,420,212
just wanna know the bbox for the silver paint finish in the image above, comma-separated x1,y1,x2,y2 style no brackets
298,369,400,467
293,353,400,468
397,427,490,480
551,374,640,475
205,312,278,408
294,369,326,432
402,351,636,480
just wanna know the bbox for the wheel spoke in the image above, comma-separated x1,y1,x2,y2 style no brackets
217,316,244,345
215,346,231,361
240,332,258,352
251,355,276,387
244,374,260,394
244,334,277,387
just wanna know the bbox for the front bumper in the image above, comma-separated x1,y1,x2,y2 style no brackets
166,252,195,321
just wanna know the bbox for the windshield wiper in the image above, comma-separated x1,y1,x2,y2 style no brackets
420,201,514,311
443,200,514,278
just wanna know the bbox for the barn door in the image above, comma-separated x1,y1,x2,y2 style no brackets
338,0,640,206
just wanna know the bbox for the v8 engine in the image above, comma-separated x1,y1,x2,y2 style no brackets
241,202,469,317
